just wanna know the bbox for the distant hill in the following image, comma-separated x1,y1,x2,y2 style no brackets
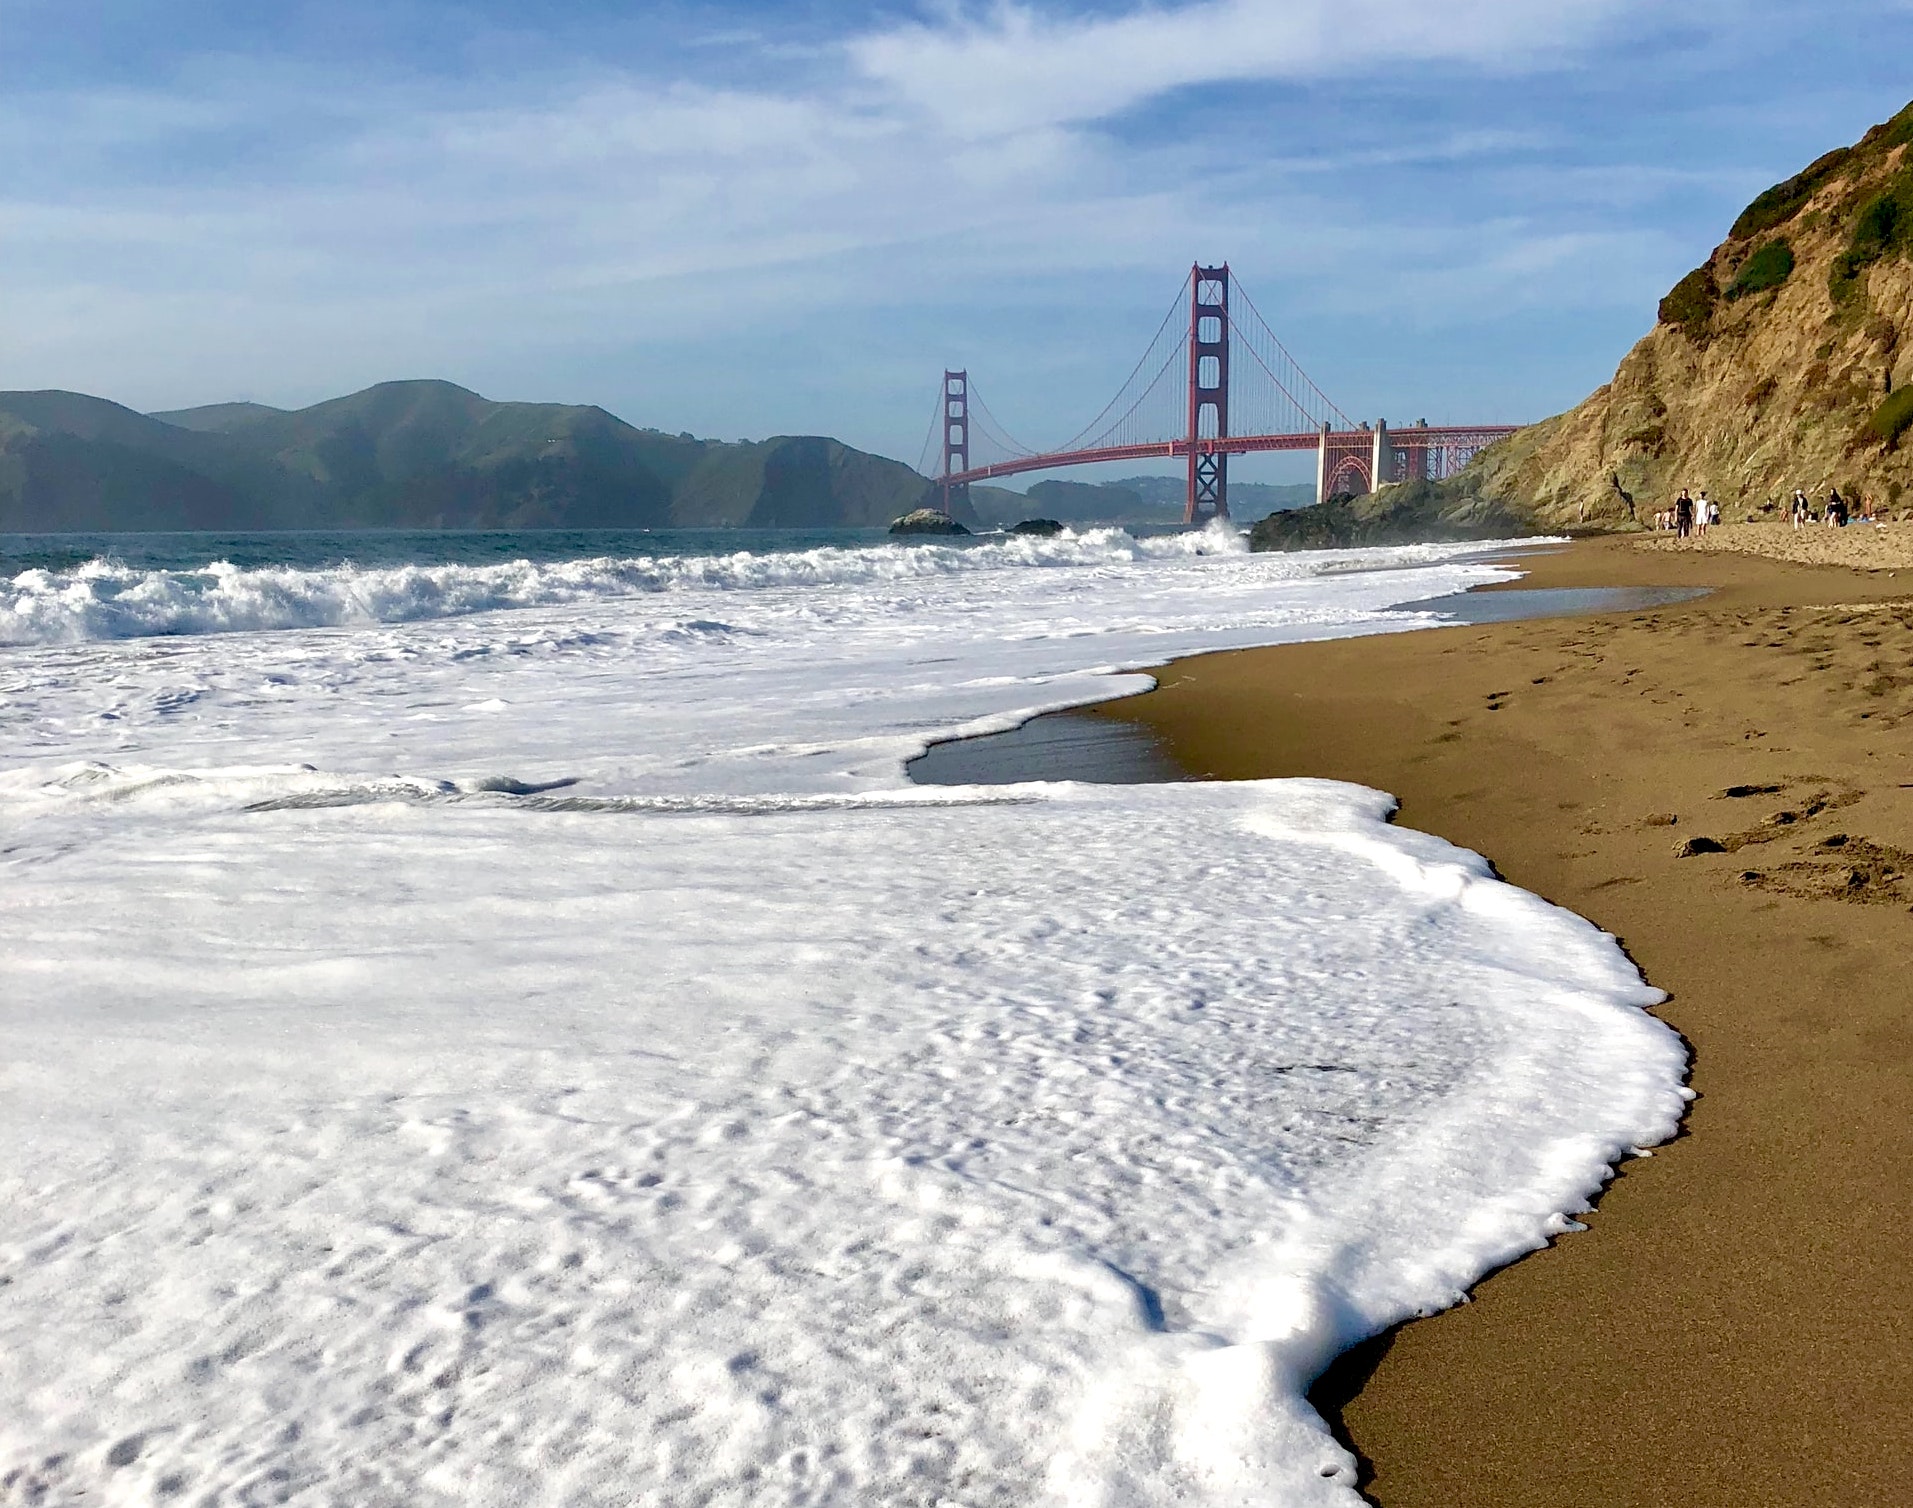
148,401,289,432
0,379,964,533
0,390,254,532
1114,475,1316,520
672,434,946,528
966,474,1314,527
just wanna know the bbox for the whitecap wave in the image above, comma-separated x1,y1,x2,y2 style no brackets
0,523,1249,646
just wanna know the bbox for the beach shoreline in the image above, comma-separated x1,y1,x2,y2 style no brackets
1087,535,1913,1506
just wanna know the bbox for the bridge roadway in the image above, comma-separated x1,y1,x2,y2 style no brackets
942,424,1519,507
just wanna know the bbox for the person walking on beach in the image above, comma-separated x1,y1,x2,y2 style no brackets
1792,489,1810,529
1826,487,1847,526
1695,490,1714,536
1674,488,1694,538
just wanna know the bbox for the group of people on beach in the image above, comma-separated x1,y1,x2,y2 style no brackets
1652,484,1886,536
1654,489,1721,537
1788,486,1878,529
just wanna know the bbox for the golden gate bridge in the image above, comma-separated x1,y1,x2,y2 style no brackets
918,264,1517,524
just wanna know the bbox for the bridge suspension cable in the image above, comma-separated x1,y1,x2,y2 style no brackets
965,383,1038,465
1047,272,1192,456
1224,278,1356,436
914,392,945,480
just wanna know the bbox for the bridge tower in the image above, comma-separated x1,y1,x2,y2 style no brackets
940,369,970,517
1185,265,1230,525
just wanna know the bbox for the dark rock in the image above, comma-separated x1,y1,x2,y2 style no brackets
889,507,972,536
1676,835,1727,856
1010,518,1064,537
1248,478,1535,552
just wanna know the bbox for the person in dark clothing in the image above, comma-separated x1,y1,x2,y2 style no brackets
1674,488,1695,538
1826,487,1847,526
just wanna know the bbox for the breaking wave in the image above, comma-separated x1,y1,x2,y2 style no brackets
1,524,1249,646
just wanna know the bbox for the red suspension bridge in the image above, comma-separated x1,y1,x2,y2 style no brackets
919,264,1517,524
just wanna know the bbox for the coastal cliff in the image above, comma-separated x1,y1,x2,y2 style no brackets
1256,99,1913,549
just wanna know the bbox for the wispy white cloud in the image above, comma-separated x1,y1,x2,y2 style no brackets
849,0,1633,136
0,0,1768,441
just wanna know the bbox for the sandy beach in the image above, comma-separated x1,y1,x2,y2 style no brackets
1642,519,1913,572
1090,535,1913,1506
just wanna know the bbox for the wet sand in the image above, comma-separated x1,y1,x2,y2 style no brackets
1088,537,1913,1506
907,709,1182,786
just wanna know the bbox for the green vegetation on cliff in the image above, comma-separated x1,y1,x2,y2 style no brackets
1730,146,1857,241
1830,166,1913,304
1866,387,1913,446
1658,266,1719,342
1727,239,1795,300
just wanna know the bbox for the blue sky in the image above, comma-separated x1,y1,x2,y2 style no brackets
5,1,1913,483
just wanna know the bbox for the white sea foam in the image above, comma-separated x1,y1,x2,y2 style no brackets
0,528,1686,1506
0,525,1245,646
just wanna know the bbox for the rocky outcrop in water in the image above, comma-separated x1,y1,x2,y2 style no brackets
1249,480,1531,550
888,508,972,536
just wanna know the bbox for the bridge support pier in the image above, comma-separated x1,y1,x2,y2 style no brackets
1184,265,1230,525
1189,450,1226,524
1315,422,1330,507
939,370,970,517
1370,419,1389,492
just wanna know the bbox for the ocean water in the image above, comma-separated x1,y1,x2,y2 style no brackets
0,526,903,577
0,526,1689,1506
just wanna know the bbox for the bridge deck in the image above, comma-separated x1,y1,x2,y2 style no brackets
944,427,1516,488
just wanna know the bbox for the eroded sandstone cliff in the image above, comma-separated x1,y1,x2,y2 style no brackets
1469,100,1913,528
1254,101,1913,550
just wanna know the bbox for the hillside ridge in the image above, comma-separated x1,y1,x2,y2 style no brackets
0,380,969,533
